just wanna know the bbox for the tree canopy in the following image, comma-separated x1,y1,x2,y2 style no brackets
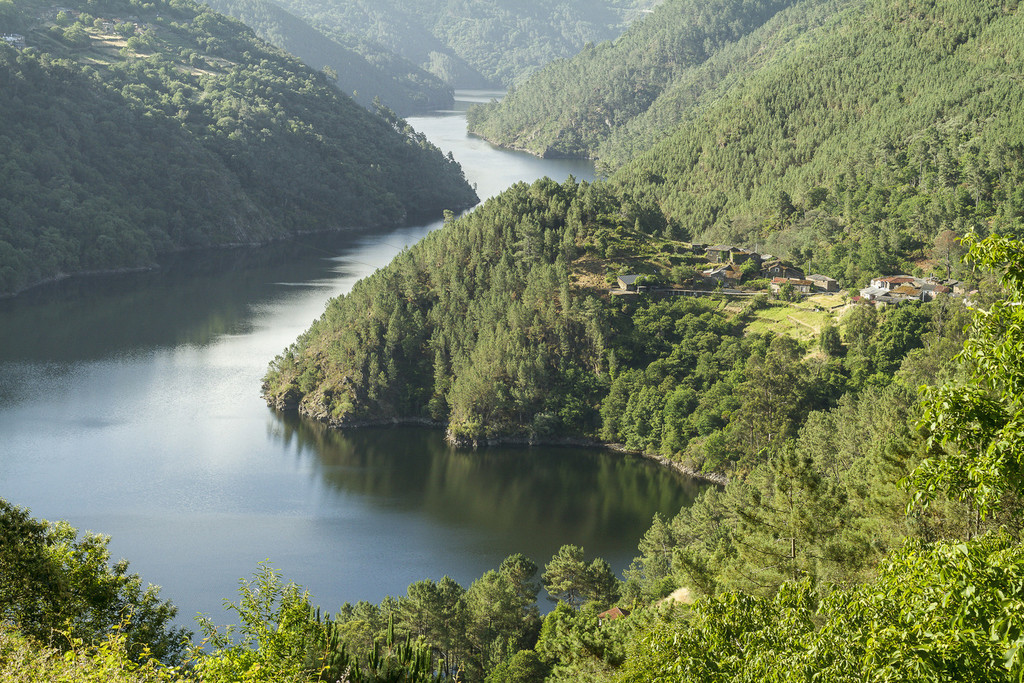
0,0,476,296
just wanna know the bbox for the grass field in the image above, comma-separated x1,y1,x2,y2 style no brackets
745,292,848,342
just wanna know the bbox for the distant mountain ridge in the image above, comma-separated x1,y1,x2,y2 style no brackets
466,0,810,161
202,0,453,114
267,0,662,88
0,0,477,296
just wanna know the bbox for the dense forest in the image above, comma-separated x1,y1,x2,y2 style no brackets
4,233,1024,681
265,0,659,88
261,164,992,471
201,0,453,114
467,0,804,158
469,0,1024,205
468,0,1024,274
5,0,1024,680
0,0,476,296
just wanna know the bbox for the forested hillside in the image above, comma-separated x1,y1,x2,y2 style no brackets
201,0,453,113
266,0,659,88
472,0,1024,278
0,0,476,296
467,0,804,159
262,165,989,471
6,235,1024,682
469,0,1024,188
610,0,1024,250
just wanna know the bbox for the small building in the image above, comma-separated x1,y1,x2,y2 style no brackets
703,263,742,284
617,274,641,291
706,245,759,265
870,275,916,291
598,607,631,626
770,277,814,295
891,283,924,300
807,274,840,292
762,259,805,280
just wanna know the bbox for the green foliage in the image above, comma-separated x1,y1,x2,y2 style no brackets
331,554,543,682
192,563,444,683
0,499,188,664
534,602,636,682
541,545,621,609
617,533,1024,682
0,626,183,682
818,320,842,356
483,650,548,683
0,0,476,296
915,233,1024,518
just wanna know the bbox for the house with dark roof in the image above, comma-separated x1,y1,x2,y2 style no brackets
762,259,805,279
807,274,840,292
703,263,742,284
616,274,641,291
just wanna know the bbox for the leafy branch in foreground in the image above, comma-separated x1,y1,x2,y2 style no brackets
915,233,1024,518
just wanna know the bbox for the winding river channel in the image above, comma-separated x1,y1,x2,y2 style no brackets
0,92,706,627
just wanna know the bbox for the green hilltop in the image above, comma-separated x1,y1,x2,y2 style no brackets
0,0,477,296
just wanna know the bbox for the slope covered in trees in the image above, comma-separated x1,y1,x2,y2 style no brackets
469,0,1024,196
472,0,1024,275
266,0,659,88
7,236,1024,682
262,169,979,479
467,0,805,159
201,0,453,114
609,0,1024,248
0,0,477,296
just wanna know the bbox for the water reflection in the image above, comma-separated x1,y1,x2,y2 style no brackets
0,237,357,362
272,416,706,562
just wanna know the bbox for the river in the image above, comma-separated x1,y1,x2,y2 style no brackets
0,92,706,627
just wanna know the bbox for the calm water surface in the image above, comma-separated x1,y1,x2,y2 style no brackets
0,93,706,626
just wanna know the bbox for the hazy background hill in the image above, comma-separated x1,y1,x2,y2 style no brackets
266,0,664,88
0,0,477,296
201,0,453,114
468,0,805,159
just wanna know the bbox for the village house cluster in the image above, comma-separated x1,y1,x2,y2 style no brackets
856,275,965,305
611,242,962,307
612,243,839,299
2,33,26,49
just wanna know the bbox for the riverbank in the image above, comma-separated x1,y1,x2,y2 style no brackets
443,427,729,486
270,404,729,487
